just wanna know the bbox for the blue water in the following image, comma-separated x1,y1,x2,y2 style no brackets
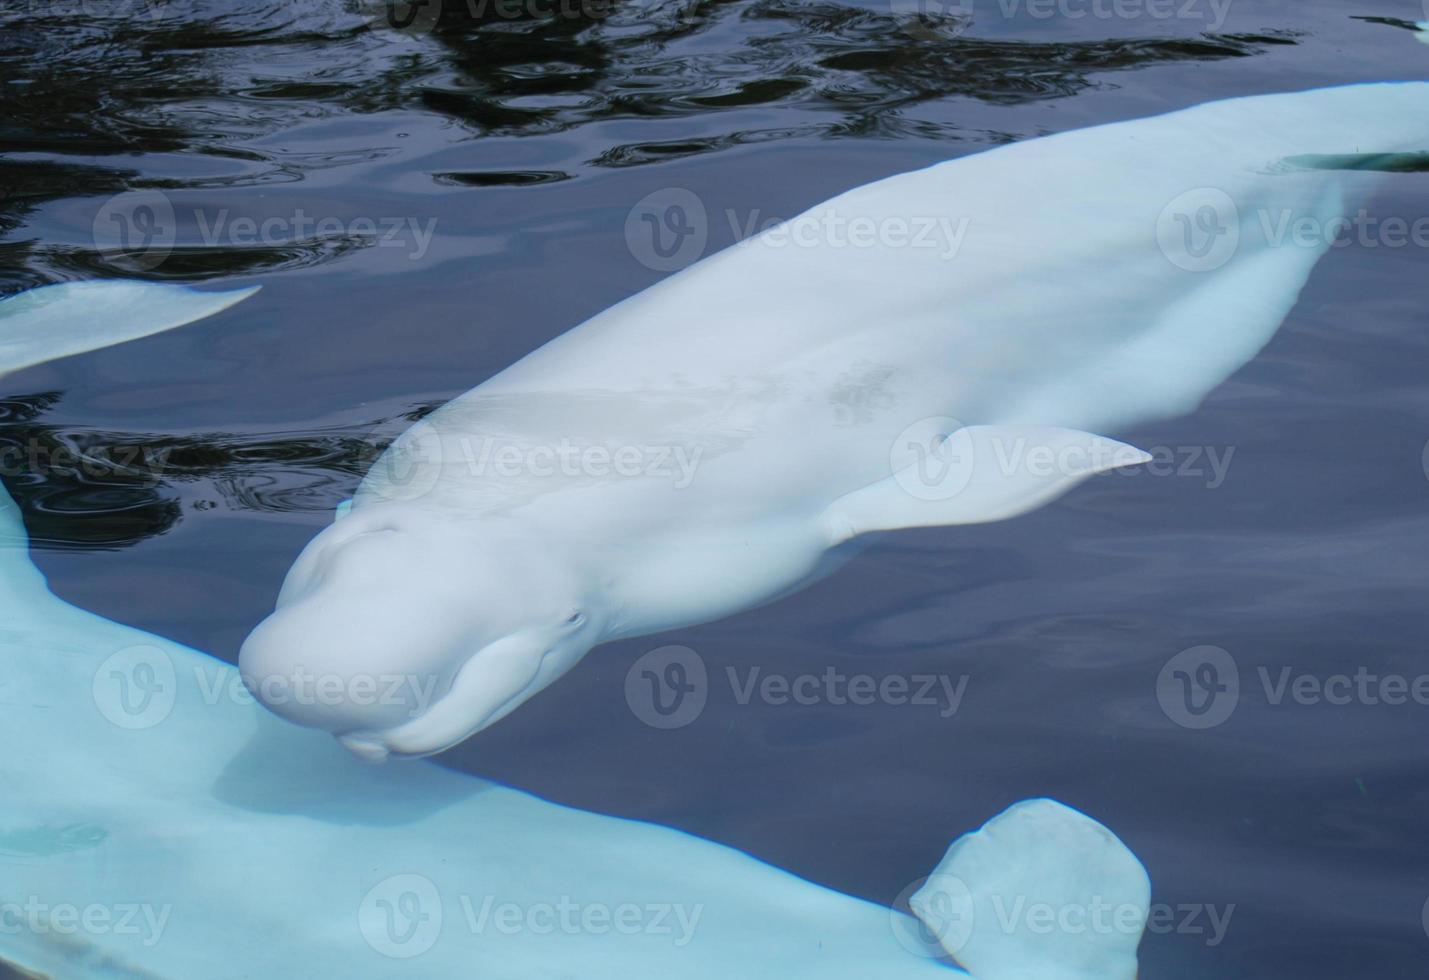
2,1,1428,976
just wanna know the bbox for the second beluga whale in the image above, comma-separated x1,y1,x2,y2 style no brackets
0,478,1151,980
240,81,1429,760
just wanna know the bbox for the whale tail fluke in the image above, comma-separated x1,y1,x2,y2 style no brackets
911,799,1150,980
0,279,259,378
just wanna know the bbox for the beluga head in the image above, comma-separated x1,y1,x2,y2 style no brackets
238,504,600,761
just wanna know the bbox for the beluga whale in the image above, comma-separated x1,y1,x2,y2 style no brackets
240,82,1429,761
0,476,1153,979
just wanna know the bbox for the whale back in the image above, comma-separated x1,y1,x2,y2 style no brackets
366,84,1428,521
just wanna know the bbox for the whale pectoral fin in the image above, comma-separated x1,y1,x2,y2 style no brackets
821,426,1150,543
911,799,1149,980
0,280,259,377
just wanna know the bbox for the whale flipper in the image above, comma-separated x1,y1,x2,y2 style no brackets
0,279,259,377
821,426,1150,543
912,799,1149,980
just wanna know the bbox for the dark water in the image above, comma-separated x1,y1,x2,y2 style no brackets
2,1,1428,976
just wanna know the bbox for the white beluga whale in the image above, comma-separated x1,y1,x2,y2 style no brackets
0,480,1151,979
239,82,1429,761
0,279,258,376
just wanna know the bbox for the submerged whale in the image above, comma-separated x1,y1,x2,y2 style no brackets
239,82,1429,760
0,280,258,377
0,481,1150,979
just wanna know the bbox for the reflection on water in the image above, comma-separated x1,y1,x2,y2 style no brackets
0,0,1285,285
0,392,437,549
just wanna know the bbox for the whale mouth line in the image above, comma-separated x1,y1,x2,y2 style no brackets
335,648,556,762
335,731,394,763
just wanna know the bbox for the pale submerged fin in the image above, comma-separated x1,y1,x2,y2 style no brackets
0,279,259,377
911,799,1150,980
822,425,1150,543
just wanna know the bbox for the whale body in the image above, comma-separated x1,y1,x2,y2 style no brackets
240,82,1429,760
0,481,1150,979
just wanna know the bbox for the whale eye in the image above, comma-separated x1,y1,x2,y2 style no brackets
564,610,586,628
